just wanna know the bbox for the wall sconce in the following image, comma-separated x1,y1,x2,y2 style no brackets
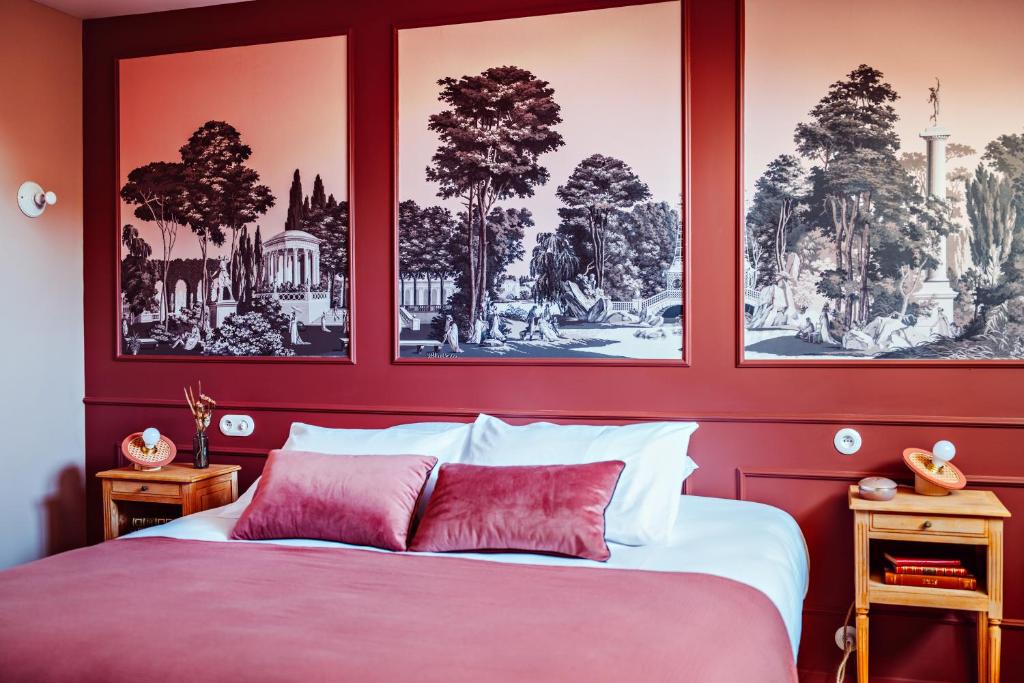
17,181,57,218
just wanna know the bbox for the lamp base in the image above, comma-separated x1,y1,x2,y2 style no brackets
914,474,951,496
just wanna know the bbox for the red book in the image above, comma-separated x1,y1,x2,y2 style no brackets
883,552,961,568
891,565,970,577
883,570,977,591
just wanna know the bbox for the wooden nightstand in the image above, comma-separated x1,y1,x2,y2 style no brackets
97,463,240,540
849,485,1010,683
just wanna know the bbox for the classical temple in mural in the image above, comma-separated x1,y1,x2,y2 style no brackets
252,229,330,327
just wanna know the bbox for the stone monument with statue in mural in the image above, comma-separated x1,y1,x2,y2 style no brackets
914,77,957,336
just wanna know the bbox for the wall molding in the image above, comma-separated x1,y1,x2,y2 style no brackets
804,605,1024,632
736,467,1024,500
83,395,1024,429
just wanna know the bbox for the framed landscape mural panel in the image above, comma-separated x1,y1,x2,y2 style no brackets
117,36,351,359
741,0,1024,363
396,1,685,363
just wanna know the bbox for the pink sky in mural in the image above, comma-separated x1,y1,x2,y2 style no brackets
744,0,1024,207
118,36,347,259
399,1,681,276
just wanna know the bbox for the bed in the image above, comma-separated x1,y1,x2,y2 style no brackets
0,494,806,682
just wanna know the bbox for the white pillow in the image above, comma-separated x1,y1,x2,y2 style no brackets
465,414,698,545
215,421,471,519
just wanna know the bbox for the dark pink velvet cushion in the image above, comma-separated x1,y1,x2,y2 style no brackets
410,461,625,561
231,449,437,551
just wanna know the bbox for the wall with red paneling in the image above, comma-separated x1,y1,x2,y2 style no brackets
82,1,1023,681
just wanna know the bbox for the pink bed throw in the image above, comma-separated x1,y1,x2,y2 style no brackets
0,538,797,683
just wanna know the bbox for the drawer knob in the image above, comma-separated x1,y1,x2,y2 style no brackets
139,485,149,492
922,520,932,529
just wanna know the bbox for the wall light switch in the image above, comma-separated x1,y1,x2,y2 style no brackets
219,414,254,437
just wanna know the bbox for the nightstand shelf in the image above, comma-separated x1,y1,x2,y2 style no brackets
849,485,1010,683
97,463,240,540
867,570,989,611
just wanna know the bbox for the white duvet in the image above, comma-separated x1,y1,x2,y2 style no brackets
126,494,809,658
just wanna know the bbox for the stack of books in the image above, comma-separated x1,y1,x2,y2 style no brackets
883,552,977,590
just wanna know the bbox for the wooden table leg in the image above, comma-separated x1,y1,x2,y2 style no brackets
856,608,869,683
987,618,1001,683
977,612,988,683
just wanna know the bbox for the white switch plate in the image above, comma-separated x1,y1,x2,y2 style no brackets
219,414,254,437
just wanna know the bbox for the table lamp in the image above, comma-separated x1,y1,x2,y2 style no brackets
903,440,966,496
121,427,177,470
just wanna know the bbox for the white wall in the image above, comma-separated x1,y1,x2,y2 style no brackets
0,0,84,568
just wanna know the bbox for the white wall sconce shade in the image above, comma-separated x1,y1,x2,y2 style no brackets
18,181,57,218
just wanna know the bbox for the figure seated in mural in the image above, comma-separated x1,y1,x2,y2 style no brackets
442,315,463,353
535,316,563,342
796,316,817,343
843,312,913,353
537,303,566,341
171,325,204,351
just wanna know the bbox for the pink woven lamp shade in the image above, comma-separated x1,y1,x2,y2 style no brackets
903,445,966,496
121,428,177,471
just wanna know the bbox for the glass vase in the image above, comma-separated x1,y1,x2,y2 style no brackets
193,431,209,469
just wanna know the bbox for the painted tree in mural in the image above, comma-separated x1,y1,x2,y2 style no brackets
556,154,651,291
529,232,579,304
426,66,565,325
484,208,529,293
399,200,457,308
231,225,257,305
966,164,1018,286
794,65,948,327
298,173,349,307
314,194,350,307
120,224,157,322
443,207,529,332
253,225,264,291
119,161,187,321
745,155,808,287
284,169,305,233
619,201,680,298
977,133,1024,307
179,121,275,326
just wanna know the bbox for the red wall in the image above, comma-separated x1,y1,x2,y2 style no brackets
83,2,1023,681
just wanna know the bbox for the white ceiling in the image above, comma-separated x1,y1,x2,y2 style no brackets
36,0,250,19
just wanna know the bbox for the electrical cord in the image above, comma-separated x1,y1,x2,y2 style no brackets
835,602,855,683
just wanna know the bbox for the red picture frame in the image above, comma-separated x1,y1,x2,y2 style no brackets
113,32,357,364
391,0,692,366
735,0,1024,368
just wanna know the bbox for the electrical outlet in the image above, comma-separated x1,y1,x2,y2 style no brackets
834,626,857,651
219,414,254,437
834,428,862,455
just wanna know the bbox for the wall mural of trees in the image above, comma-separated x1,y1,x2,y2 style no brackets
397,2,683,360
117,37,349,358
744,0,1024,361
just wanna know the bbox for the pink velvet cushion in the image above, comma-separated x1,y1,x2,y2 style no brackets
410,461,625,561
231,449,437,551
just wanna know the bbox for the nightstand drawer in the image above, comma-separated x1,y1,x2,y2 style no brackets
111,481,181,497
871,512,986,537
